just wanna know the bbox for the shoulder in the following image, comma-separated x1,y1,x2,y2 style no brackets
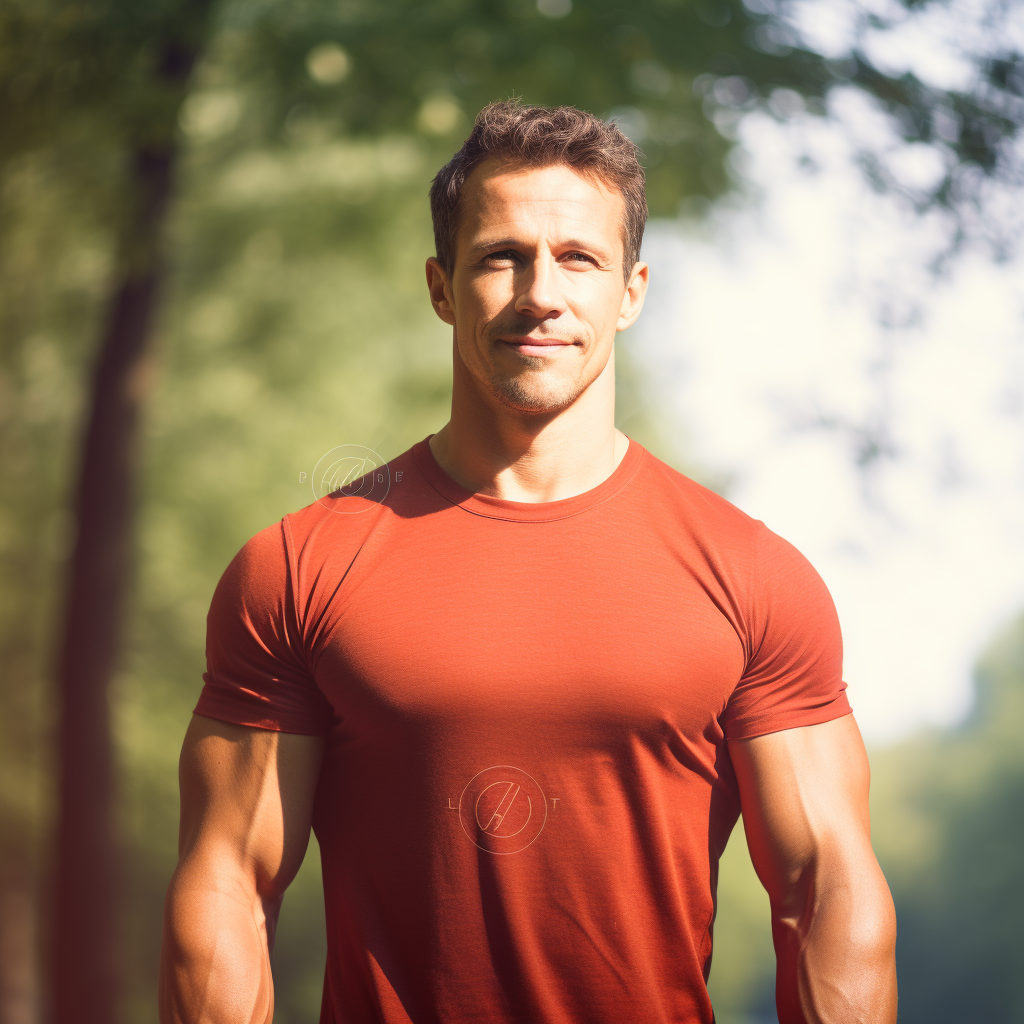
634,448,825,566
631,445,835,625
223,443,454,611
632,446,762,549
276,443,425,556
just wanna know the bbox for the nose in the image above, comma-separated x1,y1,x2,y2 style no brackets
514,252,568,320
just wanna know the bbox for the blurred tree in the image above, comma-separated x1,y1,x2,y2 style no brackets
871,613,1024,1024
2,6,217,1020
0,0,1022,1021
233,0,1024,224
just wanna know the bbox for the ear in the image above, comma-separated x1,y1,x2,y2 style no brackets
616,261,649,332
425,257,456,326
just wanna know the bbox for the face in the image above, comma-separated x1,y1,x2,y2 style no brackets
426,161,648,415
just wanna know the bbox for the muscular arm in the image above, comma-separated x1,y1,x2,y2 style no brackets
159,715,325,1024
729,715,897,1024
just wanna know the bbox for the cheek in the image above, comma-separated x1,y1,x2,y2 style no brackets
569,281,626,334
457,278,513,327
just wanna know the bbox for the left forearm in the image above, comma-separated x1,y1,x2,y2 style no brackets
774,868,897,1024
729,718,898,1024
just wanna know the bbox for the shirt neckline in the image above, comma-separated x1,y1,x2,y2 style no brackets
411,435,646,522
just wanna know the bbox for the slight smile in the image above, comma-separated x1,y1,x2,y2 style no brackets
498,337,576,357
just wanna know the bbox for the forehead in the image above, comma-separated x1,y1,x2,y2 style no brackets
457,160,625,253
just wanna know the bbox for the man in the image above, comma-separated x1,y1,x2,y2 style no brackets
160,101,897,1024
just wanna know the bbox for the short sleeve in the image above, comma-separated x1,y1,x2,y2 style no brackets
195,520,334,735
721,523,851,740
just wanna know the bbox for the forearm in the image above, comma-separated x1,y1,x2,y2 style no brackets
773,862,897,1024
159,856,275,1024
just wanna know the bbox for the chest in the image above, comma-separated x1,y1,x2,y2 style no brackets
307,515,746,755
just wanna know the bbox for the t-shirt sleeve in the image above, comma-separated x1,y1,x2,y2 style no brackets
194,519,334,735
720,523,851,740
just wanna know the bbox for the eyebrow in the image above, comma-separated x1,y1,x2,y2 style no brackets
468,238,520,256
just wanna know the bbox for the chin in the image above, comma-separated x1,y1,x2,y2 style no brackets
487,372,587,414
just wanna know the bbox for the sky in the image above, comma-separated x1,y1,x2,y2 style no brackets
631,4,1024,742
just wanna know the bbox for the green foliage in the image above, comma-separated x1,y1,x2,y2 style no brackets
871,614,1024,1024
6,0,1021,220
229,0,1024,218
0,0,214,155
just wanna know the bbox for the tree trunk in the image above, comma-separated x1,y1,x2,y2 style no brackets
51,139,177,1024
48,13,214,1017
0,876,36,1024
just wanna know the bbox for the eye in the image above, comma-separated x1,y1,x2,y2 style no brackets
563,251,594,264
484,249,519,265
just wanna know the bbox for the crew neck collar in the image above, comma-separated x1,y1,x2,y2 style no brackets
411,435,645,522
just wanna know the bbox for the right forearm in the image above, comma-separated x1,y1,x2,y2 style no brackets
159,860,274,1024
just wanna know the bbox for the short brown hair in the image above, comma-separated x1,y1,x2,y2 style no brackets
430,100,648,280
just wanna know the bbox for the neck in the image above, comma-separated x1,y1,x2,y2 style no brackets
429,341,629,503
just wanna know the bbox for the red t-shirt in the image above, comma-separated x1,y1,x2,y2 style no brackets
196,438,850,1024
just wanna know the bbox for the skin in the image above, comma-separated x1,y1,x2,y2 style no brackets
159,159,897,1023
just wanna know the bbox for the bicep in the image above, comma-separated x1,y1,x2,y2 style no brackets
728,715,874,905
178,714,325,898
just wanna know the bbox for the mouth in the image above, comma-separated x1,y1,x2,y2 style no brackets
498,336,576,357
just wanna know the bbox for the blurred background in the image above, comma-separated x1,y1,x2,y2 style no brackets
1,0,1022,1021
